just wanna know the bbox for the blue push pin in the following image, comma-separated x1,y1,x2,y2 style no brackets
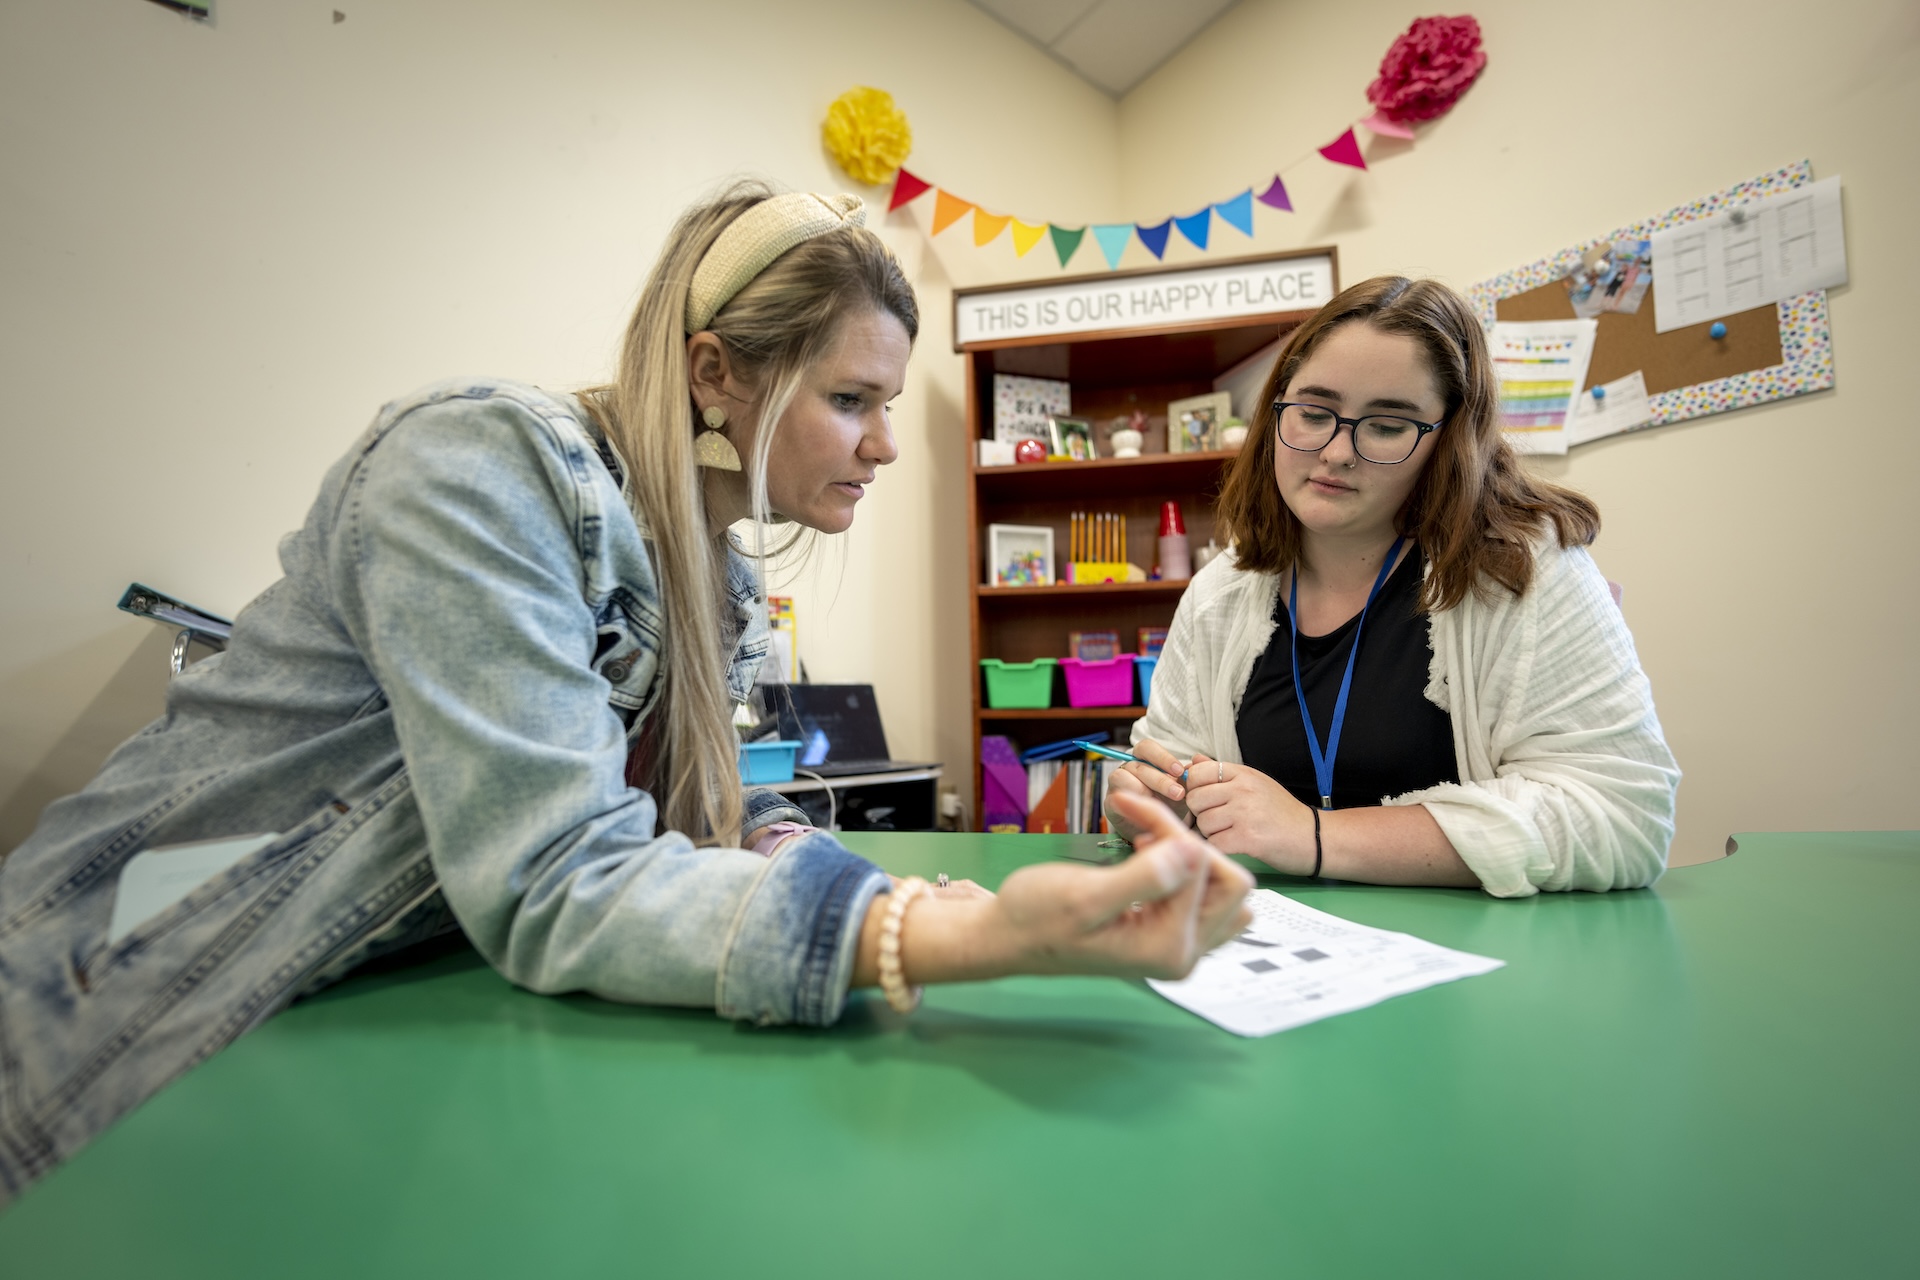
1591,385,1607,401
1709,321,1728,340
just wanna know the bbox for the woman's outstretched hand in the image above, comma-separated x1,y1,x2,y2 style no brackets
851,791,1254,991
993,789,1253,979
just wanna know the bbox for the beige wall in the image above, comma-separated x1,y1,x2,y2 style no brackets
6,0,1917,862
0,0,1118,847
1116,0,1920,861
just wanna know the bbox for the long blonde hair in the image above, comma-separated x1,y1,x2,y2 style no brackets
581,181,918,845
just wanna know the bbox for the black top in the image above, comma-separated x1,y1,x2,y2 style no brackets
1235,547,1458,809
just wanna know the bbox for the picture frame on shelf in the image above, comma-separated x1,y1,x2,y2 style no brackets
987,523,1055,586
993,374,1069,447
1047,415,1095,461
1167,391,1232,454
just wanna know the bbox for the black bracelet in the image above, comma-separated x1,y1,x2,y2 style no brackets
1310,806,1324,878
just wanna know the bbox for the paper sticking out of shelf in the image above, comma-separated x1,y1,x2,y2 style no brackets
1213,337,1284,421
978,439,1017,467
1149,889,1504,1037
1650,175,1846,334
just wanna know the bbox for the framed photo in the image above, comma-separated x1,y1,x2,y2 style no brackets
987,523,1054,586
1166,391,1231,454
1047,415,1095,461
993,374,1070,446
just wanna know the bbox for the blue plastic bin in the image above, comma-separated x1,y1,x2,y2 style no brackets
738,740,801,784
1135,655,1159,707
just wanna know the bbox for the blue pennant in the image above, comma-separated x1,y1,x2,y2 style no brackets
1173,208,1212,251
1092,224,1134,269
1214,189,1254,237
1135,219,1172,259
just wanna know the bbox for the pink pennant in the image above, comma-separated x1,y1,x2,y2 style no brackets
1359,111,1415,140
1318,128,1367,169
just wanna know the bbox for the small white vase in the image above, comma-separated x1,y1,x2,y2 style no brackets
1220,424,1248,452
1110,428,1143,458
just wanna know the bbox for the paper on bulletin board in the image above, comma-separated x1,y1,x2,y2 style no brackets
1488,319,1598,455
1468,161,1837,432
1650,175,1846,333
1566,370,1653,446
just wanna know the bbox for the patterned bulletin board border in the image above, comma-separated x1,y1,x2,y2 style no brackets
1468,160,1834,430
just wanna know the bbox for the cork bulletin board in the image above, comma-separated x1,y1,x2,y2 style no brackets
1469,161,1835,431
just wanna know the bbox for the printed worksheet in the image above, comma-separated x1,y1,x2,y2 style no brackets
1650,175,1846,333
1487,319,1598,456
1148,890,1504,1037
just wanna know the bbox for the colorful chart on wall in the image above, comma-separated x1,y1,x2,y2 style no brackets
1469,161,1838,439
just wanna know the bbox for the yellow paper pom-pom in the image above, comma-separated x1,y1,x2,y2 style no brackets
822,86,912,187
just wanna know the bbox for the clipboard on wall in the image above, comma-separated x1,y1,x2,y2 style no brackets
1469,161,1836,436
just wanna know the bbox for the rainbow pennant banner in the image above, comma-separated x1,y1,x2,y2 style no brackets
890,120,1398,272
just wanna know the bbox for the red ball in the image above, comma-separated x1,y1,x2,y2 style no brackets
1014,439,1047,464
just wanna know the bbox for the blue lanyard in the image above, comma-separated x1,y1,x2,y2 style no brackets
1287,537,1406,810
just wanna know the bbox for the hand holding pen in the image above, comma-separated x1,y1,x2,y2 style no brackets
1084,737,1197,842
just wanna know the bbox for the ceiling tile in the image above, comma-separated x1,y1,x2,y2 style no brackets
969,0,1103,47
1050,0,1240,96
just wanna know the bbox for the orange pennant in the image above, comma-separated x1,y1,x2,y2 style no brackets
1010,220,1047,257
931,190,974,235
972,209,1011,246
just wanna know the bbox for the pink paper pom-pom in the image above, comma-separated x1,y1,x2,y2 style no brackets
1366,15,1488,124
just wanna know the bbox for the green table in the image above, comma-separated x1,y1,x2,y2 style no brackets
1,832,1913,1277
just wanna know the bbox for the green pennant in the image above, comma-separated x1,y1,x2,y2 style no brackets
1048,225,1086,269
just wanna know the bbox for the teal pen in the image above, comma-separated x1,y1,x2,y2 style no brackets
1070,740,1188,783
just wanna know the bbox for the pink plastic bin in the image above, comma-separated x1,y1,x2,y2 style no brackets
1059,654,1137,707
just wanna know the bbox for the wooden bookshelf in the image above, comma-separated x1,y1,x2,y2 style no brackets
959,253,1335,824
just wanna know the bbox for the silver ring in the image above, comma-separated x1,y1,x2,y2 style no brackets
935,873,950,889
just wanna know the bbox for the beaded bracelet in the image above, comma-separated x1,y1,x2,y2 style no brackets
878,877,929,1014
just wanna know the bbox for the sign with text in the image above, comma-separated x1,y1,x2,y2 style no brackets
954,252,1336,348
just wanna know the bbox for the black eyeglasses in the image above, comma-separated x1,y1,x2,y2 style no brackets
1272,401,1443,465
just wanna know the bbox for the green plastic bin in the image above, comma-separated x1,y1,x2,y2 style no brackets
980,657,1057,709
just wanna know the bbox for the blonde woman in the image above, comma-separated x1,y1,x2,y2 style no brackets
0,184,1251,1203
1107,277,1678,895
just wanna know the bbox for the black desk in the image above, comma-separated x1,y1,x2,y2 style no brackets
766,765,942,831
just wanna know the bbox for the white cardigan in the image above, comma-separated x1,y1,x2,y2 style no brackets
1132,540,1680,897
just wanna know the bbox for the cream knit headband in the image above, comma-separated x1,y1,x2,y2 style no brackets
684,192,868,333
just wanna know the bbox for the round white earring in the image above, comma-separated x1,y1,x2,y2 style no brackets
702,405,727,430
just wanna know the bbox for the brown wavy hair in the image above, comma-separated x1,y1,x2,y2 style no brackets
1216,276,1599,611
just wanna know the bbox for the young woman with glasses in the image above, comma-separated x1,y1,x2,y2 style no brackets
1105,277,1679,896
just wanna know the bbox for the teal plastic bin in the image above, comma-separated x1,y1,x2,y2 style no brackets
1135,655,1159,707
738,740,801,784
980,658,1057,709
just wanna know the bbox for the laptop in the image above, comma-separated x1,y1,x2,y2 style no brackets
768,684,937,778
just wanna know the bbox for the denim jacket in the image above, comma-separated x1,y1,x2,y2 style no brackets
0,379,890,1204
